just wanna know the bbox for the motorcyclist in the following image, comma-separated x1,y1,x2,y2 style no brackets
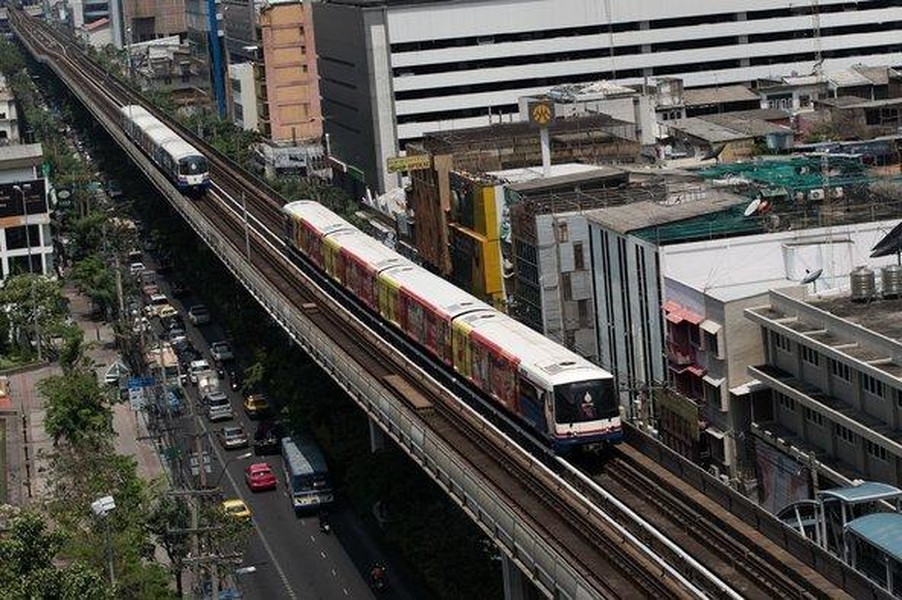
318,510,331,534
370,563,387,590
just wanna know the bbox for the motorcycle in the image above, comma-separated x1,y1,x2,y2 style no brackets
229,369,242,392
318,511,331,535
370,564,387,592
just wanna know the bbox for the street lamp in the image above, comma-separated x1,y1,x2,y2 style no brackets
211,451,253,489
91,495,117,587
12,183,41,361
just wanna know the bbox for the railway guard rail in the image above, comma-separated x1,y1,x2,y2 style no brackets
626,425,892,600
22,33,609,600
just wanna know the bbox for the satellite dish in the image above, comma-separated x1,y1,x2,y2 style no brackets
743,198,762,217
801,268,823,285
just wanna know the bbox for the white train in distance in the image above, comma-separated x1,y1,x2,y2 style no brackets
120,105,209,196
283,200,623,453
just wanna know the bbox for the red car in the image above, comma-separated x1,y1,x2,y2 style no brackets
245,463,277,492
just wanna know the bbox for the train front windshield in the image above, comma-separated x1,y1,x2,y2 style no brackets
554,379,617,424
179,156,208,175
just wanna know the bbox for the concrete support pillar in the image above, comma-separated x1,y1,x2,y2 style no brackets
502,555,528,600
369,419,384,453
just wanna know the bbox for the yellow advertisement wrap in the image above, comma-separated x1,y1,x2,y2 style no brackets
376,273,401,326
451,319,474,379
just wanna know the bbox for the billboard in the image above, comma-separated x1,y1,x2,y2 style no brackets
0,180,47,219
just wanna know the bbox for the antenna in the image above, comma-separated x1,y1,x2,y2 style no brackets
801,268,823,293
801,268,823,285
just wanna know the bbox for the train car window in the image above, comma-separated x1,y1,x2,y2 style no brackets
554,379,615,423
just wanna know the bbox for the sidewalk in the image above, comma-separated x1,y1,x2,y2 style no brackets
5,284,169,509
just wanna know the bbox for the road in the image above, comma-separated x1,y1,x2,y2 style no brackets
143,254,416,600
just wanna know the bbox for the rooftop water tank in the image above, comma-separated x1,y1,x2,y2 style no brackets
883,265,902,299
851,266,876,303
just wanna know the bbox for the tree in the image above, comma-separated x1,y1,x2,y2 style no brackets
0,511,113,600
37,371,113,445
148,496,191,597
0,274,70,359
71,254,117,319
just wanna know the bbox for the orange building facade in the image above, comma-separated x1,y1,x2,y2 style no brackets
257,1,322,143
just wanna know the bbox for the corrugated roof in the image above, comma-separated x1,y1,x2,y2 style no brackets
585,190,746,235
666,118,751,143
702,114,790,138
846,513,902,562
819,481,902,503
682,85,759,107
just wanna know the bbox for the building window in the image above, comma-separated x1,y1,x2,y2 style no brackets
865,439,887,462
573,242,584,270
835,423,857,445
863,374,885,398
828,358,851,382
705,381,722,407
688,325,700,348
704,330,719,356
801,346,819,366
777,392,795,412
555,222,569,243
803,406,824,427
561,272,572,300
577,299,589,327
774,332,791,352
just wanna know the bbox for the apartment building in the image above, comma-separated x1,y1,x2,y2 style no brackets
0,144,52,280
747,276,902,492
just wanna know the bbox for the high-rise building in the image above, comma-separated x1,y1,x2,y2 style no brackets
313,0,902,193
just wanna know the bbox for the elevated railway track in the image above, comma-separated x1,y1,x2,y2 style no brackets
12,10,886,599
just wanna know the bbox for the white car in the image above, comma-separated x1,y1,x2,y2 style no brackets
189,359,211,385
129,262,145,276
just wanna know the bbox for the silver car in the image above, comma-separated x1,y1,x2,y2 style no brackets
217,426,249,449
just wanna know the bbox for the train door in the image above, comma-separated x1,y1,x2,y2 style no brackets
376,274,400,326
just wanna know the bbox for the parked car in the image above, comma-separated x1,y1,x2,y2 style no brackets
187,304,210,326
168,327,188,345
245,463,277,492
129,261,145,276
143,293,169,317
206,391,233,422
210,341,234,362
252,421,284,455
163,314,187,332
189,359,211,385
221,499,251,520
157,305,179,320
243,394,270,419
217,425,249,449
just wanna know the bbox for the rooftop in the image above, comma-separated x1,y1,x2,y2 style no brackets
0,143,43,164
682,85,760,107
585,189,747,235
845,513,902,562
666,115,789,143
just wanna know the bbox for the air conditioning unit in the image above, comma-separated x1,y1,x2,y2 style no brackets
809,188,825,201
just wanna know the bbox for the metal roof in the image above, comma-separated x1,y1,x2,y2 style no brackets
845,513,902,562
584,190,746,235
682,85,759,107
818,481,902,504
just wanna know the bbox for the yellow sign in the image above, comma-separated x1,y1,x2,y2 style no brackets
386,154,432,173
528,101,555,126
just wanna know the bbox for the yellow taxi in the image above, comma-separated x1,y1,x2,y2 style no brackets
221,498,252,520
243,394,270,419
